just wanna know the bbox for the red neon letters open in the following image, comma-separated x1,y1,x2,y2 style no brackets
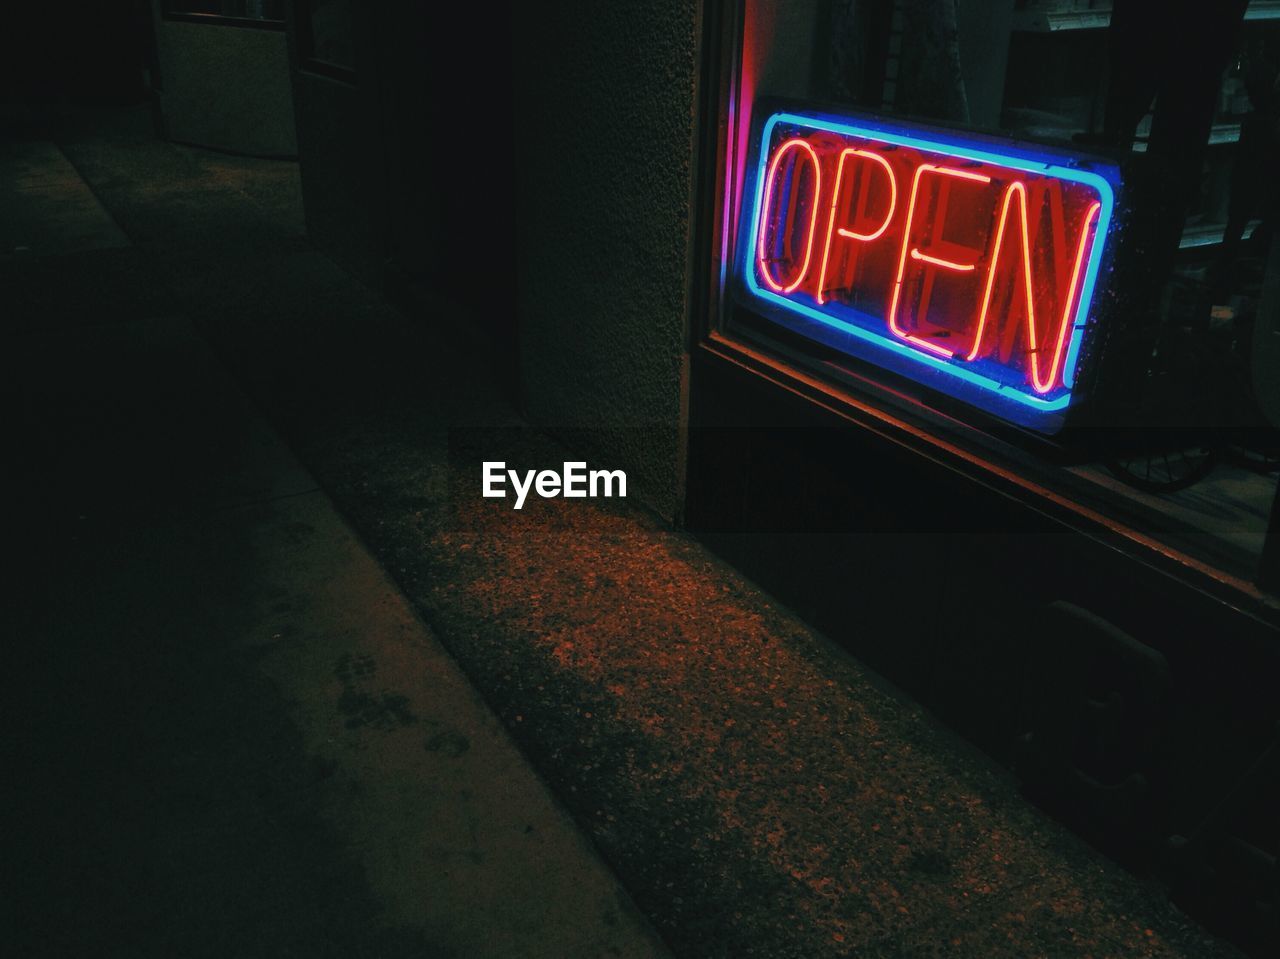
752,129,1106,397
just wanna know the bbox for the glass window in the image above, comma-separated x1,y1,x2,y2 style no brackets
713,0,1280,584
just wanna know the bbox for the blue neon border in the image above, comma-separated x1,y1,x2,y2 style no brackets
738,110,1119,429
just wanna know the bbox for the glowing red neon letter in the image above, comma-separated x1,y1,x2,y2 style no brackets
968,185,1102,393
757,138,822,294
1039,200,1102,393
815,148,898,305
969,181,1032,365
888,164,992,358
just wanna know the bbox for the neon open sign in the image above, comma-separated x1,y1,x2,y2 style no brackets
739,110,1119,431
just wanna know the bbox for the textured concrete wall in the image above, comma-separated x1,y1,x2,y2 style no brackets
155,15,297,158
513,1,700,521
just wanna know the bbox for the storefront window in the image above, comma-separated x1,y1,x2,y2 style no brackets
714,0,1280,584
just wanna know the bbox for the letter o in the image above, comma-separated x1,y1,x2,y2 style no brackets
757,138,822,294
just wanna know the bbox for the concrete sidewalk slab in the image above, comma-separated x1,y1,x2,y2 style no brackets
0,141,129,258
6,313,671,958
235,492,670,958
8,316,317,525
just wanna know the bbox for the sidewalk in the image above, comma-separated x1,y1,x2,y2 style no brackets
3,110,1243,958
